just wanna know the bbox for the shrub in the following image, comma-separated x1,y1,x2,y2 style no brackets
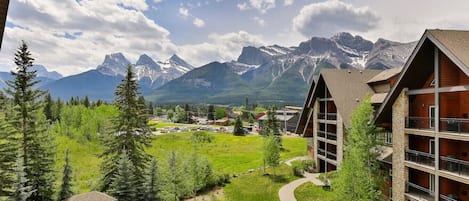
302,159,315,173
191,131,213,143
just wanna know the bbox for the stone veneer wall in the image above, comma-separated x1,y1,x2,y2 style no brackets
392,88,409,201
336,112,344,165
313,99,319,172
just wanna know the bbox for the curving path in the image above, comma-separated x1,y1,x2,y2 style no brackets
278,157,325,201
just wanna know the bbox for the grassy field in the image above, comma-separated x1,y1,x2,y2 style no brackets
294,182,336,201
55,132,307,193
149,120,189,128
222,164,300,201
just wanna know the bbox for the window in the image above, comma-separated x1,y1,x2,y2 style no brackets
430,139,435,155
429,105,435,129
429,174,435,193
384,132,393,145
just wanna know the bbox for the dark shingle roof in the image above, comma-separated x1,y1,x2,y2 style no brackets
320,69,381,128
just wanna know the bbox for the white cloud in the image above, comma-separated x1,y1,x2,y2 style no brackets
178,31,266,66
237,2,249,10
193,18,205,28
0,0,176,75
253,17,266,26
237,0,276,13
292,0,379,38
178,7,189,17
284,0,293,6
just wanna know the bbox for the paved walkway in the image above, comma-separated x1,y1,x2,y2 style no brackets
278,157,325,201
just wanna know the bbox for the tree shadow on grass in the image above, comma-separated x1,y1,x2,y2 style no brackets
265,174,288,183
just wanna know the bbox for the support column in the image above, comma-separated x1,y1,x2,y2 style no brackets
336,112,344,165
434,47,440,201
392,88,409,201
313,99,320,172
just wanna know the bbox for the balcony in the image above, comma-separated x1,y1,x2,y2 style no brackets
318,130,326,138
405,149,435,167
318,113,337,121
318,148,325,156
405,182,434,201
326,132,337,141
440,194,459,201
439,118,469,134
440,156,469,178
405,117,434,130
326,151,337,160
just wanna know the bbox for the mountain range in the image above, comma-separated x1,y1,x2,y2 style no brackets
0,32,417,104
149,32,416,104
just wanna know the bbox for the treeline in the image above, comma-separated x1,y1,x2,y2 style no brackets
0,41,226,201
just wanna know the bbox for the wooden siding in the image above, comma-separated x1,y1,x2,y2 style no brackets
408,135,431,153
409,168,430,188
440,52,469,87
440,139,469,162
440,177,469,201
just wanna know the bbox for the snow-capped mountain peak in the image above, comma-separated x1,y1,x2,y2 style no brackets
96,52,131,76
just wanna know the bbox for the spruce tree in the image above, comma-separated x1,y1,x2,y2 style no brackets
109,151,137,201
82,96,90,108
43,93,53,122
146,158,160,201
207,105,215,121
0,106,17,197
5,41,55,201
57,149,74,201
100,65,151,201
332,96,384,200
9,152,35,201
233,116,244,136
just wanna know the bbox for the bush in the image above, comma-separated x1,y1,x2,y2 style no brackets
291,161,304,177
302,159,315,173
191,131,213,143
318,171,337,187
292,166,304,177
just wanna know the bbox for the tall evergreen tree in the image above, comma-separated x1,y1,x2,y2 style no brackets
9,151,35,201
332,96,384,200
82,96,90,108
43,93,53,122
0,106,17,197
148,102,154,115
5,41,55,201
146,158,160,201
233,116,244,136
207,105,215,121
57,149,74,201
184,103,191,124
100,65,151,201
109,151,137,201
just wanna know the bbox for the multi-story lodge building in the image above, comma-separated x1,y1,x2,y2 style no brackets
376,30,469,201
296,68,400,173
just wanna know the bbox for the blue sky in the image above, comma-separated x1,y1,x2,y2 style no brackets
1,0,469,75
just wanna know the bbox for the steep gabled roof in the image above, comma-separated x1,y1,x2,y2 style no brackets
295,78,315,134
318,69,381,128
0,0,8,49
375,29,469,123
367,67,402,84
